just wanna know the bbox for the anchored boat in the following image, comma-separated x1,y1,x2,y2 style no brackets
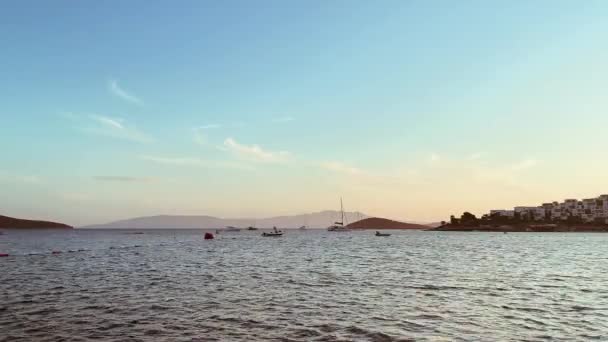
262,227,283,237
327,198,351,232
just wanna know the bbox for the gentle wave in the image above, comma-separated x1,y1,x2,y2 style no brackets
1,229,608,341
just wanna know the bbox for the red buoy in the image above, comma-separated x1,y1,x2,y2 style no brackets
52,251,62,255
204,232,214,240
0,253,8,257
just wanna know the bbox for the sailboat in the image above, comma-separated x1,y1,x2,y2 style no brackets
327,198,351,232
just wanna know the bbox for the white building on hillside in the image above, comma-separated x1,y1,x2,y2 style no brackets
489,194,608,224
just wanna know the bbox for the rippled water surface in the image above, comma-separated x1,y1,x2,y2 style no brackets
2,229,608,341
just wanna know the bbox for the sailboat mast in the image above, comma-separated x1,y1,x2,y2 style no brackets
340,197,344,226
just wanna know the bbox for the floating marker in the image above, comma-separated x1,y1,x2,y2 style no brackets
0,253,9,257
204,232,214,240
51,251,62,255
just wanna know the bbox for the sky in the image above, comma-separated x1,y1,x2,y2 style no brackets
2,1,608,226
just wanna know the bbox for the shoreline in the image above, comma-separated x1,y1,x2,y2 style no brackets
431,224,608,233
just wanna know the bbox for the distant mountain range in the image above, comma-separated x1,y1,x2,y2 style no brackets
81,211,369,229
0,215,72,229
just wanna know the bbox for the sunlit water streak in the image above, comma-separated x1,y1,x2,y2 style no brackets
1,229,607,341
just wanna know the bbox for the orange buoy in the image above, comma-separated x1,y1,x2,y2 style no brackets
204,232,214,240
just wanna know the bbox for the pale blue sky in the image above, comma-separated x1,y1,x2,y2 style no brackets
2,1,608,225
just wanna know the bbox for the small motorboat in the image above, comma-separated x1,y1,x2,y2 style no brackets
375,231,391,237
247,226,258,231
224,226,241,232
262,227,283,237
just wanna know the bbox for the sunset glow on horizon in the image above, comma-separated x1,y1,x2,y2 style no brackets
2,1,608,226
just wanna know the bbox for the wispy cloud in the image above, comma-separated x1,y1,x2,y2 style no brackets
87,114,153,143
272,116,295,123
511,158,539,171
0,173,42,184
108,79,143,106
60,192,93,201
321,161,363,175
140,155,254,170
17,175,42,184
467,152,483,160
222,138,291,163
90,115,124,130
198,124,221,129
93,176,155,182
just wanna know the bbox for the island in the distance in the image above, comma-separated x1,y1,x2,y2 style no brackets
0,215,72,229
347,217,428,230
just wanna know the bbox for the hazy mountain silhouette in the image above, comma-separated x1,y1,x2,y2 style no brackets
81,211,369,229
0,215,72,229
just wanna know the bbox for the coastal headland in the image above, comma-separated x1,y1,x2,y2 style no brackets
0,215,72,229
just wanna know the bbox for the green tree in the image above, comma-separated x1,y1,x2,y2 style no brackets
450,215,459,225
460,212,479,226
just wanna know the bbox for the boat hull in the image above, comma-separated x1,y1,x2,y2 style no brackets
262,233,283,237
327,226,351,232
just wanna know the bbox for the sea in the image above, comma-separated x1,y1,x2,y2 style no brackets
1,229,607,341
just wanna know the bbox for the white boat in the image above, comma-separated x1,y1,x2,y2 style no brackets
327,198,351,232
224,226,241,232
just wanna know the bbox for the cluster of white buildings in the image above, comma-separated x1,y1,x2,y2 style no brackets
489,194,608,224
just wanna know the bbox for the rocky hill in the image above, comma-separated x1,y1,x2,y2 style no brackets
347,217,428,230
0,215,72,229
